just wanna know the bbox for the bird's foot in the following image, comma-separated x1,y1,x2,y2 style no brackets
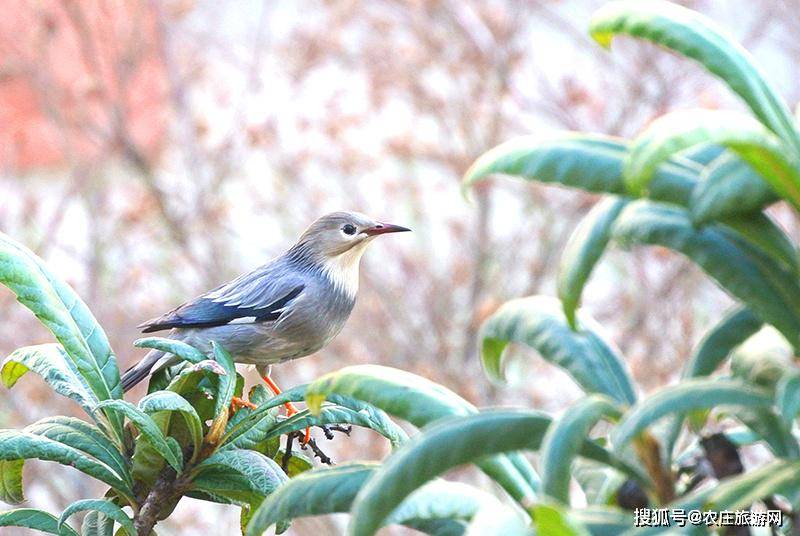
283,400,300,416
230,396,257,413
261,374,311,444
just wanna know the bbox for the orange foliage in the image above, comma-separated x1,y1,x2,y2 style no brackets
0,0,168,171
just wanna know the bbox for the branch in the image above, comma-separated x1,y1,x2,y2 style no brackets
633,432,675,504
134,466,192,536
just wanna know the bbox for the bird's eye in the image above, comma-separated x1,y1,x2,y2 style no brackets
342,224,357,235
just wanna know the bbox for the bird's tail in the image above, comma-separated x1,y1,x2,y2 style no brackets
121,349,166,392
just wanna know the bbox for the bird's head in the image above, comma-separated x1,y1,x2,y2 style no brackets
292,211,411,262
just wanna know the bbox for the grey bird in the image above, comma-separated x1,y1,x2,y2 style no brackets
121,211,410,398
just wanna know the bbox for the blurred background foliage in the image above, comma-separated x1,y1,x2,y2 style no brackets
2,0,800,533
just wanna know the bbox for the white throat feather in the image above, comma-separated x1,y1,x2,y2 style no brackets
320,239,371,298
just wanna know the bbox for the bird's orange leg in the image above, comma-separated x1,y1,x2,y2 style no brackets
230,397,257,412
262,374,310,445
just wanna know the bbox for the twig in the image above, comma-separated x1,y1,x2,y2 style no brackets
320,424,352,440
281,433,295,473
280,424,352,471
633,433,675,504
300,436,332,465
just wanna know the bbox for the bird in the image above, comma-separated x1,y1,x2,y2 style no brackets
122,211,410,437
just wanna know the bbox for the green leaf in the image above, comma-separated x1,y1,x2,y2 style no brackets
59,499,135,536
726,327,800,457
570,507,631,536
540,395,621,503
318,393,409,447
138,391,202,463
705,459,800,510
187,489,238,506
314,393,409,448
211,342,236,419
531,503,590,536
621,109,800,207
202,343,236,445
192,448,288,506
558,198,628,328
690,152,778,224
611,201,800,347
683,144,725,166
347,410,647,536
464,134,628,196
130,436,168,488
0,430,132,496
305,365,472,423
639,460,800,536
221,408,279,452
245,463,378,536
404,519,468,536
683,307,763,378
95,399,182,471
463,134,695,206
664,307,764,462
777,370,800,426
571,461,625,506
134,337,206,365
479,296,636,405
481,454,540,506
223,390,407,474
167,359,225,395
25,416,131,488
384,480,498,531
274,449,313,478
81,510,114,536
0,508,79,536
302,365,539,503
146,365,175,394
463,134,797,275
2,344,100,417
736,408,799,459
590,0,800,154
246,463,497,536
0,233,123,435
0,459,24,504
612,379,773,450
258,406,408,448
719,213,799,275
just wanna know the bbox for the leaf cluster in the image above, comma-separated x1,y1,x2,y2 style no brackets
5,1,800,535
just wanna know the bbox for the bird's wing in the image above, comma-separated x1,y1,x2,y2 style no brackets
138,266,306,333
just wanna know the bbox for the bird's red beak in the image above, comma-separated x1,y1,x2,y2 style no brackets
363,222,412,236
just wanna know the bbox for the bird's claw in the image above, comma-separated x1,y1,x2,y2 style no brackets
230,396,257,413
283,400,300,416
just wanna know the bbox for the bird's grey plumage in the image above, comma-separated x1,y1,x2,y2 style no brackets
122,211,409,391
